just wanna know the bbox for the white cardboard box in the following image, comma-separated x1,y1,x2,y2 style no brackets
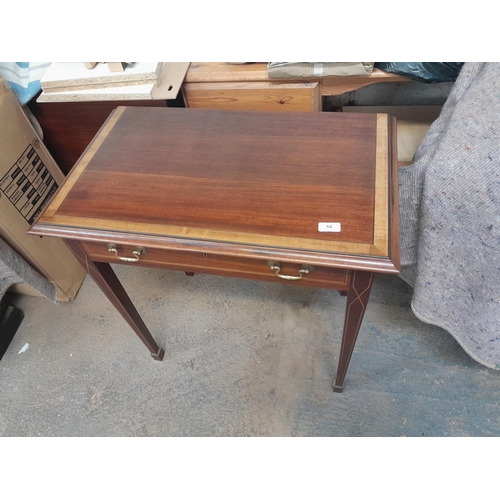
0,77,86,301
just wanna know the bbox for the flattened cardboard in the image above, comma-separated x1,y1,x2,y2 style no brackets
0,77,86,302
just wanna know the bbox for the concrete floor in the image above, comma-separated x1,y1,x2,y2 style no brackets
1,265,499,437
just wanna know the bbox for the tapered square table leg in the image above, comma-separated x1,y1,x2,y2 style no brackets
333,270,374,392
65,240,164,361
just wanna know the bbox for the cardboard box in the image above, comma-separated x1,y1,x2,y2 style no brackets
0,77,86,302
342,106,443,163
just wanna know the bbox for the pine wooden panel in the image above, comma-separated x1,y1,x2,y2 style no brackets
321,70,412,96
185,63,270,83
183,82,320,112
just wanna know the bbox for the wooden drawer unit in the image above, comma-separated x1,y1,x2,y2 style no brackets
82,241,350,291
182,62,412,114
182,81,320,112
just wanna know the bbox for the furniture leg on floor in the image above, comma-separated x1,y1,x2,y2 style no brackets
334,270,374,392
65,240,164,361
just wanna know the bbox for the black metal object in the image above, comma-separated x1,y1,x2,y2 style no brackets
0,296,24,360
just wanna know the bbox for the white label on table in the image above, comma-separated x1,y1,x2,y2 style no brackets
318,222,341,232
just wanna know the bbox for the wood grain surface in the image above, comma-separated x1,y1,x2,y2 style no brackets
81,240,351,290
28,99,170,175
31,106,399,271
185,63,411,86
183,81,320,112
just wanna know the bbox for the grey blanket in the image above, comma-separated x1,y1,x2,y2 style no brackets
0,238,56,303
399,62,500,369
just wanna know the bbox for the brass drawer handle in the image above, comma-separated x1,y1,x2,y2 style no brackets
267,261,314,281
107,243,146,262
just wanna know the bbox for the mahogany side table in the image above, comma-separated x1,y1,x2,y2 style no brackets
29,107,399,392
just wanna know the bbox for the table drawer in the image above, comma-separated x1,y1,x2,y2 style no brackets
81,241,350,290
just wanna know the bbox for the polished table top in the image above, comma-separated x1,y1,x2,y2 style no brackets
31,107,399,273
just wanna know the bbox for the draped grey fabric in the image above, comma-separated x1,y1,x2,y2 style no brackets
398,62,500,369
0,238,56,303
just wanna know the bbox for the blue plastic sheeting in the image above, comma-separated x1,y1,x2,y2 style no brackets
0,62,51,105
375,62,464,83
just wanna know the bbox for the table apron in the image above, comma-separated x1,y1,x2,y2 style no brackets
81,240,351,291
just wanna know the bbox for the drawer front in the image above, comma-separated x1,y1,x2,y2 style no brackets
82,241,350,290
182,82,320,112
